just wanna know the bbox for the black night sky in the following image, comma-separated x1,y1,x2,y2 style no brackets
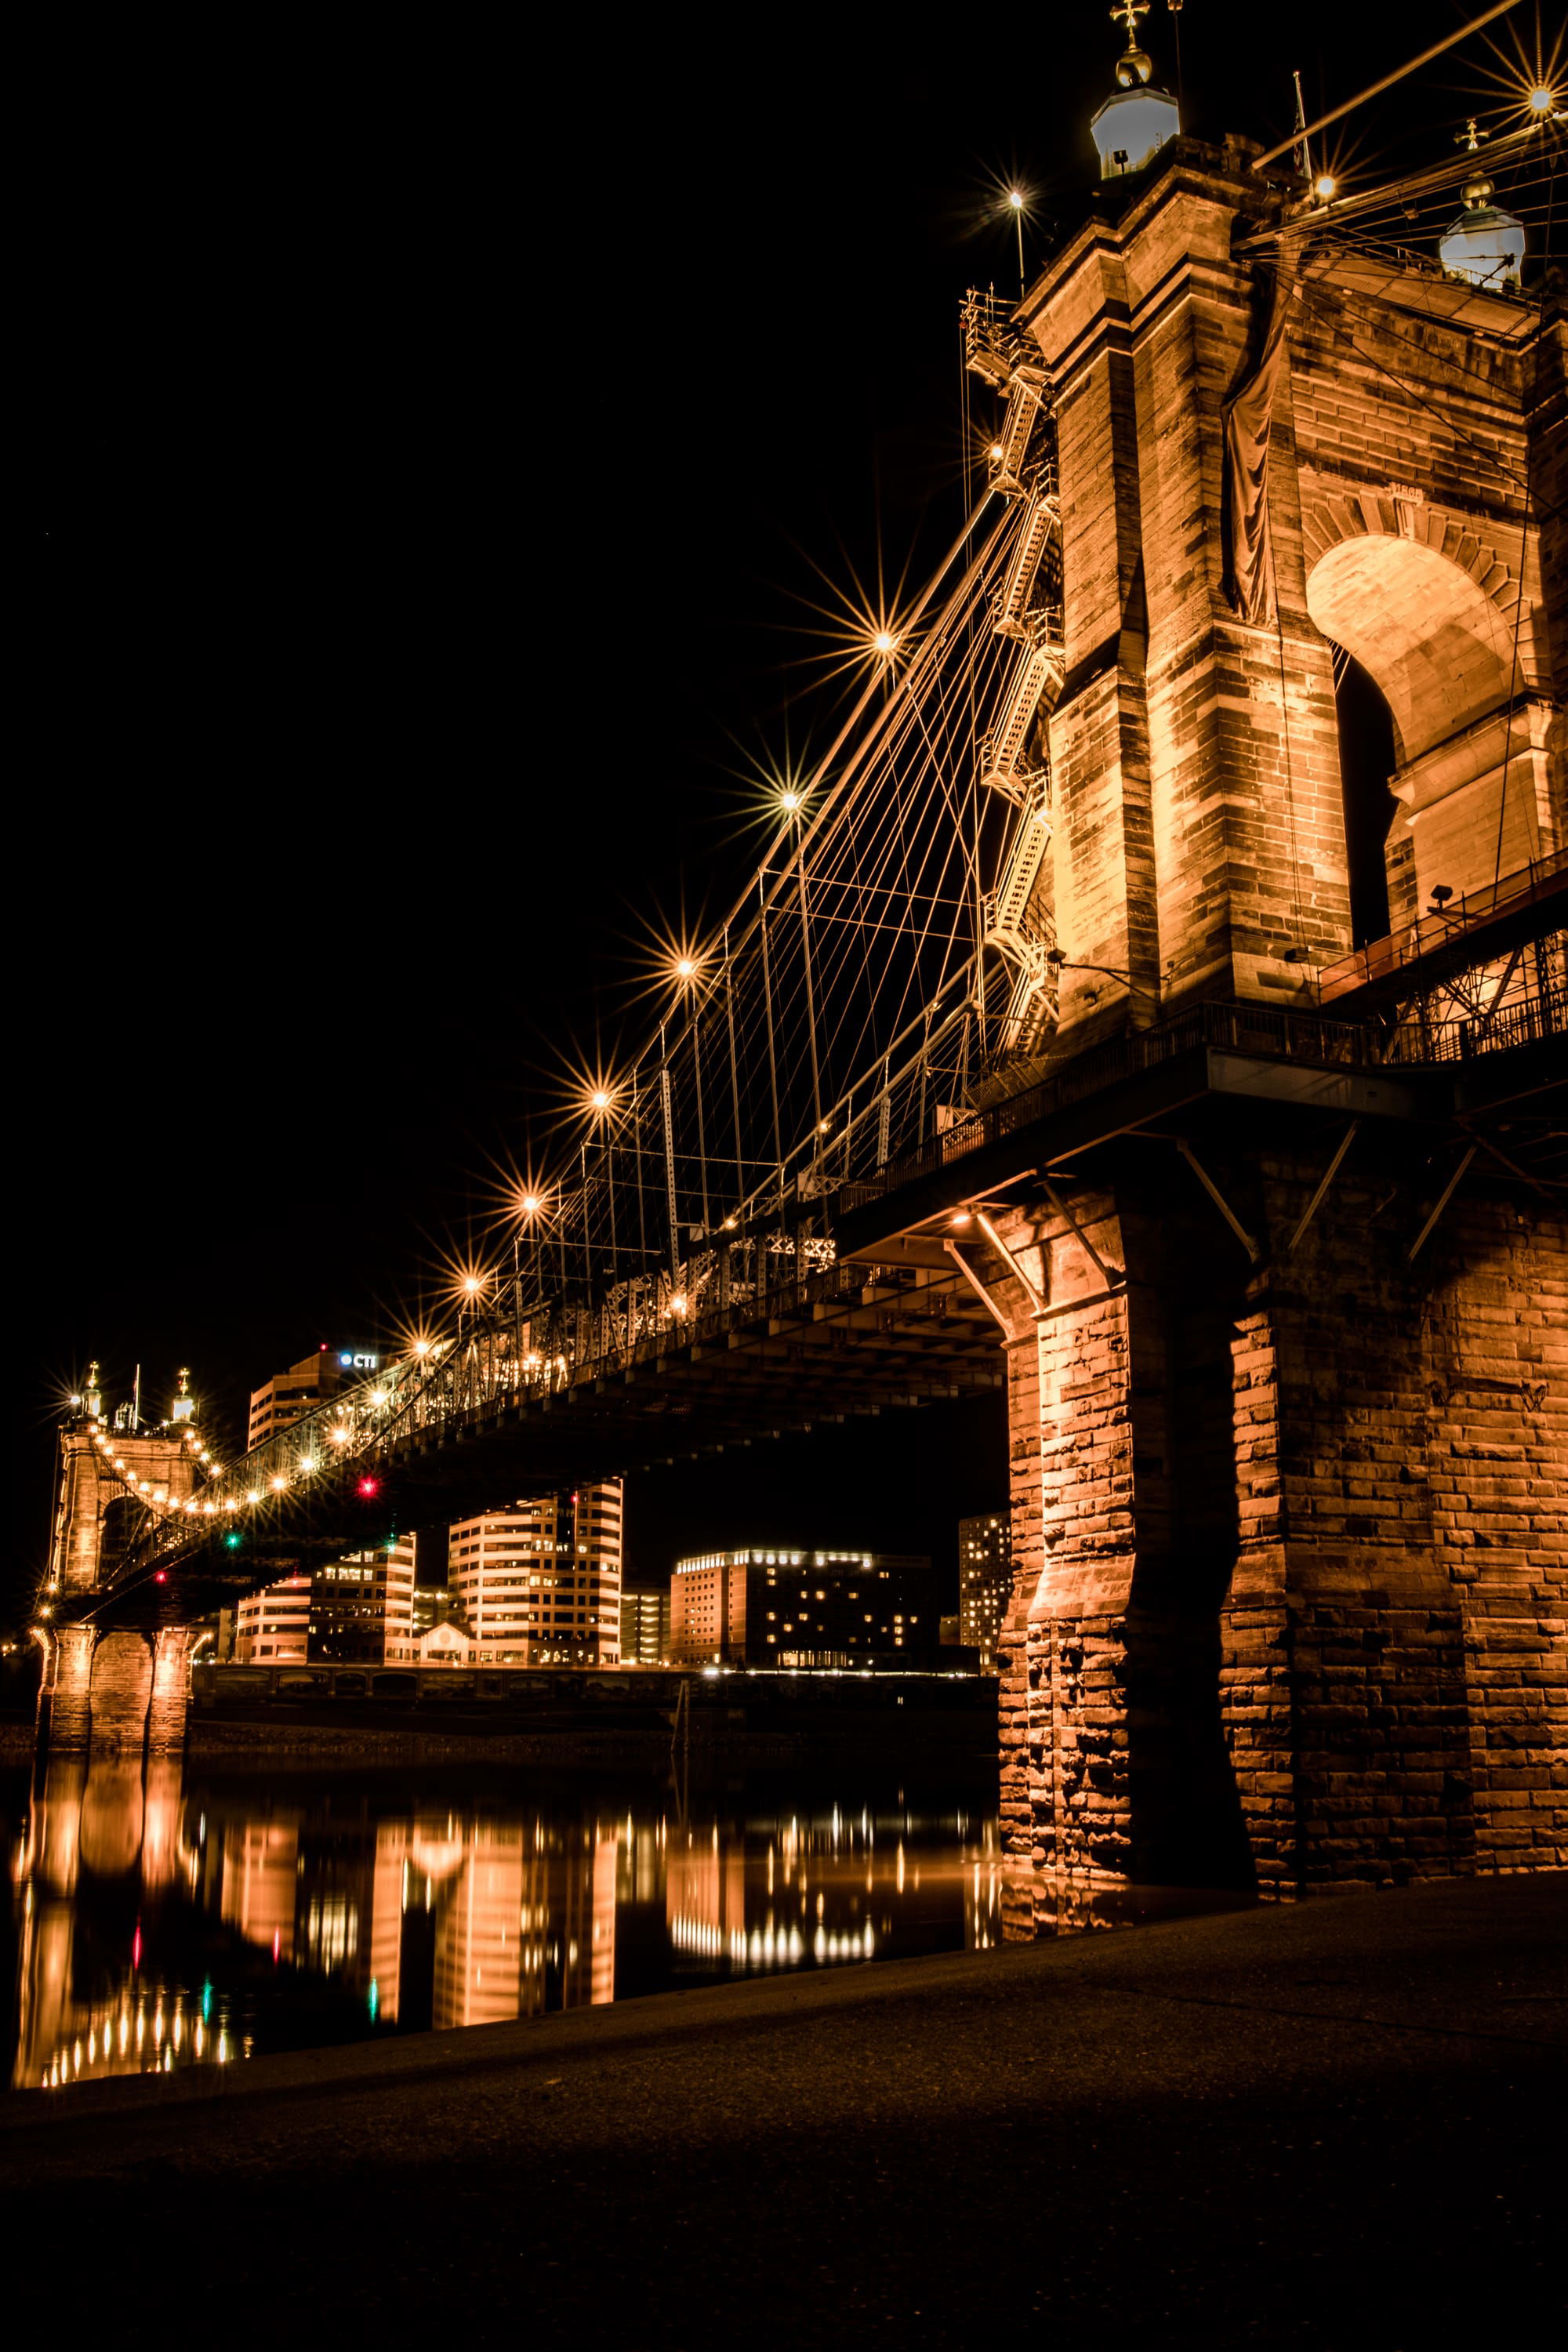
20,3,1555,1616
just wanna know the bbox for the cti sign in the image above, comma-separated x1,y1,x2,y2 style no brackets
339,1350,380,1372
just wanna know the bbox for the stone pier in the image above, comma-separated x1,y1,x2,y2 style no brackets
38,1622,201,1760
992,1145,1567,1895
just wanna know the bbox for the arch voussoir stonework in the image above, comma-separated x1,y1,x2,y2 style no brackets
1299,485,1527,642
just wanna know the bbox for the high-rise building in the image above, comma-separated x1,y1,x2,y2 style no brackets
447,1483,622,1665
245,1343,386,1453
619,1588,670,1667
233,1574,310,1663
233,1536,416,1664
670,1548,936,1669
957,1513,1012,1671
311,1539,416,1661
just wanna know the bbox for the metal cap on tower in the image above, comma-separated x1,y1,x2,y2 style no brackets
1092,2,1180,180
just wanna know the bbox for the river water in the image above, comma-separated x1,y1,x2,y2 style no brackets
4,1750,1017,2095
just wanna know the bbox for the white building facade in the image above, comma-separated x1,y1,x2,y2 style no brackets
447,1483,622,1666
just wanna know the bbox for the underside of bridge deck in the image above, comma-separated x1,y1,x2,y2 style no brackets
71,1263,1010,1631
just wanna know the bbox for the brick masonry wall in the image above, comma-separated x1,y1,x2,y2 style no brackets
89,1631,154,1749
1029,154,1354,1040
1029,152,1559,1030
996,1135,1566,1896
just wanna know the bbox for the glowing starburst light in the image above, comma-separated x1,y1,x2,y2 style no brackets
1007,188,1024,210
872,630,897,657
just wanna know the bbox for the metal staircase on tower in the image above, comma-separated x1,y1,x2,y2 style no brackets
962,289,1065,1068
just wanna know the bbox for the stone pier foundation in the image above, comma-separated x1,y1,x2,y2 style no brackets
995,1137,1567,1896
42,1626,96,1753
38,1623,201,1760
147,1627,201,1755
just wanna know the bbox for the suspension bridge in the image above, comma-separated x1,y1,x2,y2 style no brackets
40,53,1568,1889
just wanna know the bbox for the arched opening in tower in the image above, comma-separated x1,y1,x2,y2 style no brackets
1330,646,1397,946
98,1492,145,1581
1306,532,1525,940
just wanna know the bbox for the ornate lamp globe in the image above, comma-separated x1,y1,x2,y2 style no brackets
1438,181,1526,290
1092,5,1179,179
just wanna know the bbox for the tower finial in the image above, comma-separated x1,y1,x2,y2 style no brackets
1439,111,1522,285
1110,2,1154,88
1454,117,1494,207
1092,0,1178,172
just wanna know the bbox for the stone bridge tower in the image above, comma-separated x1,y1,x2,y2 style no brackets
984,132,1566,1900
38,1370,209,1754
844,121,1565,1900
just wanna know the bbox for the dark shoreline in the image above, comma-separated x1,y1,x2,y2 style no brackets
3,1876,1559,2343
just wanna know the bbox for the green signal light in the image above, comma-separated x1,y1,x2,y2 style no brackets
223,1531,243,1551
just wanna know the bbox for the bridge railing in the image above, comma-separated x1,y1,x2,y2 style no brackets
1317,850,1568,1004
870,967,1564,1197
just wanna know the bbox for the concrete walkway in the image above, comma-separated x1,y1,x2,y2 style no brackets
5,1877,1563,2347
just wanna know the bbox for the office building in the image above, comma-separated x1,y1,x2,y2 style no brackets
234,1573,310,1662
619,1588,670,1667
957,1512,1013,1671
670,1548,936,1669
245,1342,386,1453
447,1483,622,1665
233,1535,416,1664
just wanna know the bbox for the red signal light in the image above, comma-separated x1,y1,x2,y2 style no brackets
154,1570,168,1584
358,1477,379,1497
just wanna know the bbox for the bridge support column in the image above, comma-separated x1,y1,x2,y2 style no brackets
995,1144,1567,1897
42,1625,96,1754
147,1627,200,1755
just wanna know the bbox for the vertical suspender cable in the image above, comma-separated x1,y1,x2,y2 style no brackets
605,1123,618,1287
659,1029,680,1283
797,852,822,1134
725,924,743,1210
760,884,782,1185
691,1009,710,1234
633,1079,648,1335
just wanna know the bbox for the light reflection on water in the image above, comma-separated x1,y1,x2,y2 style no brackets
5,1752,1010,2094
